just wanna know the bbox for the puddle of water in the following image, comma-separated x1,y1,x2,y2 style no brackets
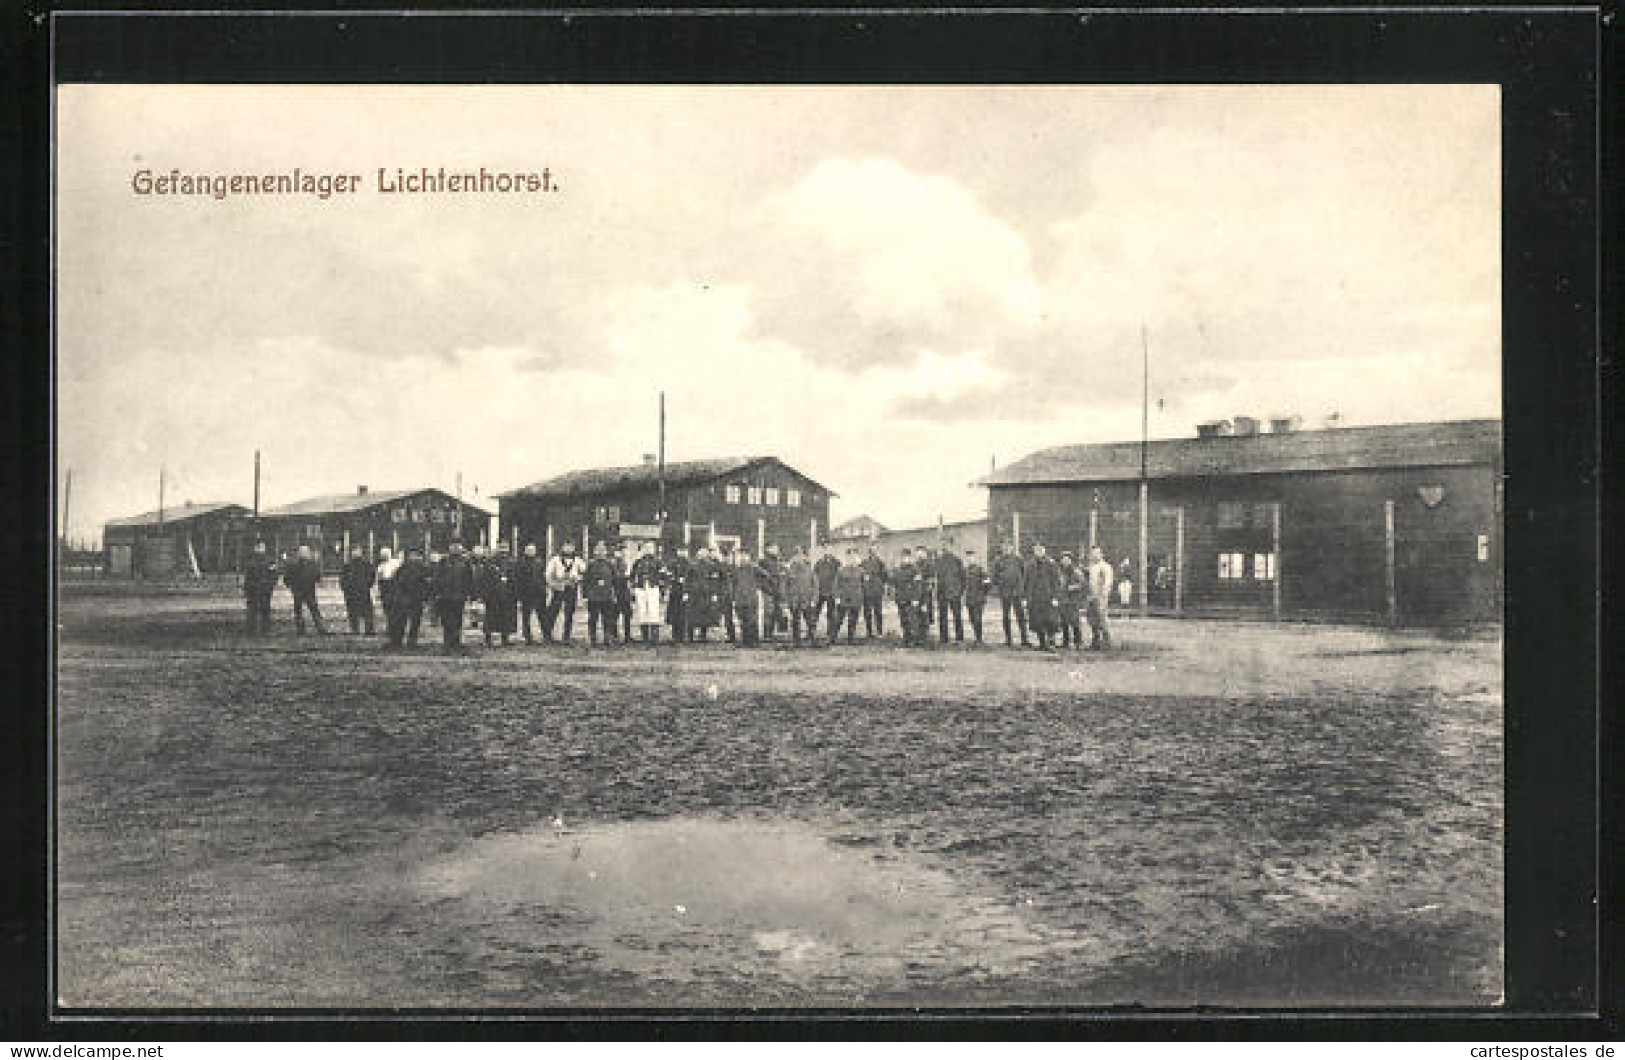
413,815,1063,998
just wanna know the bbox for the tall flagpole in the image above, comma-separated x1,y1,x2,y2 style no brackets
1138,325,1150,616
657,391,667,540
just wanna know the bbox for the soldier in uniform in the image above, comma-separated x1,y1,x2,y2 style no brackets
477,547,517,647
283,544,327,636
612,543,635,643
630,542,665,645
375,546,401,632
582,541,619,646
432,539,477,652
813,546,840,633
339,545,377,635
784,544,819,647
933,543,966,644
991,540,1030,648
386,545,429,648
688,546,719,642
859,545,889,639
514,543,547,644
729,549,773,647
832,546,865,644
663,543,692,644
962,548,990,645
544,541,585,643
1086,545,1115,650
1058,550,1088,651
891,547,917,645
1025,542,1064,651
759,543,787,642
242,540,278,634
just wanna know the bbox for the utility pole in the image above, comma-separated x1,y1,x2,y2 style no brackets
61,468,72,548
658,391,667,539
158,467,166,529
253,450,261,520
1138,324,1150,617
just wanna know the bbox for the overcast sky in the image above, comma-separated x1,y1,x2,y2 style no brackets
56,84,1500,544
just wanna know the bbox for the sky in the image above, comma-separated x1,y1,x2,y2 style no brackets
55,84,1500,545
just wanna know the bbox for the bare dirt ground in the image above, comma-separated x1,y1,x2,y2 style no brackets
53,582,1502,1009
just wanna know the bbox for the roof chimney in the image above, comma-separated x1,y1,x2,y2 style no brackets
1196,419,1233,439
1269,414,1302,434
641,453,657,466
1232,416,1260,437
357,485,368,495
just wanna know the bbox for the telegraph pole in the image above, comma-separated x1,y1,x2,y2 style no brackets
61,468,72,549
252,449,261,524
1138,325,1150,616
658,390,667,539
158,467,166,529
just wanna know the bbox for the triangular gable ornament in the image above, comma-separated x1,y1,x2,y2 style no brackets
1418,484,1446,508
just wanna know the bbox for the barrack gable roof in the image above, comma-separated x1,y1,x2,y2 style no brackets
105,501,248,529
499,456,834,502
259,487,490,519
979,419,1502,488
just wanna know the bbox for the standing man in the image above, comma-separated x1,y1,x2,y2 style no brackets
630,541,665,645
432,539,477,652
375,546,401,634
784,544,819,647
612,543,635,643
1026,542,1063,652
1058,550,1088,651
933,543,966,645
663,543,691,644
241,540,278,634
759,543,787,643
514,543,547,644
477,546,517,647
892,547,920,646
544,541,584,644
813,545,840,634
1086,545,1115,650
283,544,327,636
992,540,1030,648
340,544,377,636
860,544,889,639
387,545,430,649
729,549,770,648
832,546,865,644
582,541,619,646
963,547,990,645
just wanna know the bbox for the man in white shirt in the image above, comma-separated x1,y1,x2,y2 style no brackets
1085,545,1115,651
544,541,586,643
375,546,402,628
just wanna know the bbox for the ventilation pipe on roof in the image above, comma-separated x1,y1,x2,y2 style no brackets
1196,420,1233,439
357,485,368,495
1232,416,1260,437
1269,415,1302,434
642,453,657,466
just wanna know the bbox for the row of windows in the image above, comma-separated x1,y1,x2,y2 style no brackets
389,507,458,524
1217,551,1277,582
723,485,801,508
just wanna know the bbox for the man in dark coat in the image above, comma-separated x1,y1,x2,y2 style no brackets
432,539,476,652
895,548,932,646
730,549,773,647
784,545,820,647
630,542,665,645
1025,542,1064,651
991,541,1030,648
832,546,865,644
933,545,966,644
963,548,990,645
513,543,548,644
1059,551,1088,651
859,545,888,638
582,541,619,646
612,543,635,643
241,540,278,634
813,546,840,633
387,546,430,648
476,547,517,647
283,545,327,635
339,545,377,635
664,544,692,644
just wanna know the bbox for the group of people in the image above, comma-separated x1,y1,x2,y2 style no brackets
238,535,1120,654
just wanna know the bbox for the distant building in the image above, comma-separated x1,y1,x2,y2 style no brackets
978,418,1501,625
103,501,250,578
829,515,889,542
870,519,988,570
496,456,835,557
257,487,492,571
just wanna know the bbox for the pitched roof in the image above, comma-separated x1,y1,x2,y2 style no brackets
259,487,490,518
980,419,1502,487
498,456,834,501
831,515,889,538
105,501,247,528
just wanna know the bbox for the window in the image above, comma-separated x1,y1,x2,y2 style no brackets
1253,552,1277,581
1217,502,1249,529
725,484,742,504
765,487,779,506
1217,552,1246,580
430,509,446,524
786,489,802,508
391,508,407,523
609,505,621,523
304,524,322,539
411,509,426,523
747,486,762,505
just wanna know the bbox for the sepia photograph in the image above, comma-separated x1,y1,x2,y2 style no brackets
53,82,1506,1010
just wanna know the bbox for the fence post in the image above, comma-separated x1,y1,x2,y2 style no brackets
1384,499,1397,626
1174,505,1185,615
1013,511,1021,550
1137,482,1149,616
1088,508,1098,550
545,524,554,557
1271,501,1282,620
756,518,765,558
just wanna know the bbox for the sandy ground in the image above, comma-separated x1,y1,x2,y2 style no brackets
53,583,1502,1009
